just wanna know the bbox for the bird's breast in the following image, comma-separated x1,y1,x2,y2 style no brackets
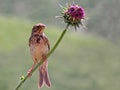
30,40,49,62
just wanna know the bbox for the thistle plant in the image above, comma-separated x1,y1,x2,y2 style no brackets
15,3,86,90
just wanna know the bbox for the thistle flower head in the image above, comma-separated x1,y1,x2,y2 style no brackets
67,4,84,19
61,3,86,30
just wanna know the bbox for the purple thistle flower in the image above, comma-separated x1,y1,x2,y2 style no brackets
67,5,79,14
61,3,86,29
66,5,85,19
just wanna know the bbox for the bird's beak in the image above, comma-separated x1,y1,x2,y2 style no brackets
42,26,45,30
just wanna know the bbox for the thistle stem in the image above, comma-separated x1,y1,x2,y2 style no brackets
48,24,69,57
14,24,69,90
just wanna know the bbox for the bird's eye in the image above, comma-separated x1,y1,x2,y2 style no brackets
37,26,40,28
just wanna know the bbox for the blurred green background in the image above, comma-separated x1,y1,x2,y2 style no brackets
0,0,120,90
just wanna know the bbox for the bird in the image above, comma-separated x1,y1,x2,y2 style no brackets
27,23,51,88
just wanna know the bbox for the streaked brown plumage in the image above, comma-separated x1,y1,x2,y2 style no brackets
28,23,51,88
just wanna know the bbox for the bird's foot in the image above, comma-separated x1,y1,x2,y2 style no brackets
27,68,33,77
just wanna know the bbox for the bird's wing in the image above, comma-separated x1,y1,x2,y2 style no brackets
43,35,50,51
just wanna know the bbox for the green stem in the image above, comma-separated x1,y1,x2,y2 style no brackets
48,24,69,57
14,24,69,90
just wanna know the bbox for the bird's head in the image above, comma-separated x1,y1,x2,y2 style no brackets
32,23,46,34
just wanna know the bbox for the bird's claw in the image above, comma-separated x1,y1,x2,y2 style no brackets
27,69,32,77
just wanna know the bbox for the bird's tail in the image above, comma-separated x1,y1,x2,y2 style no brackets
38,60,51,88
